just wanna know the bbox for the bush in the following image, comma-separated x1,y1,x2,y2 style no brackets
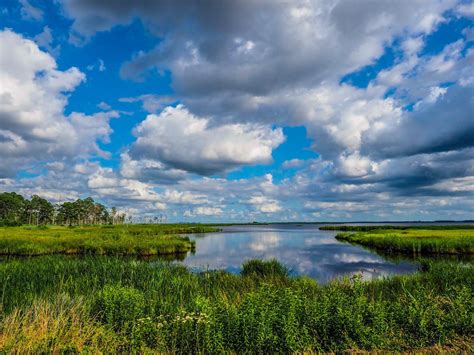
93,285,145,333
241,259,290,278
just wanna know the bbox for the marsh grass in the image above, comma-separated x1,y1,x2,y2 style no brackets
0,224,217,256
335,228,474,255
320,225,474,231
1,257,473,352
241,258,290,277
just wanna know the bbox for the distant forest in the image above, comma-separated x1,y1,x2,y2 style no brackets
0,192,126,226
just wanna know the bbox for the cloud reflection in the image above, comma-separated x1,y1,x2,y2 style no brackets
183,225,418,283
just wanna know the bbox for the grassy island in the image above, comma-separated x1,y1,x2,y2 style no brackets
329,226,474,255
0,224,218,256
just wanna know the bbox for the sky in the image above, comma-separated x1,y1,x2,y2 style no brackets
0,0,473,222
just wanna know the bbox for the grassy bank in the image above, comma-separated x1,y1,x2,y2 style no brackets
335,228,474,255
320,225,474,231
0,224,218,256
1,257,473,352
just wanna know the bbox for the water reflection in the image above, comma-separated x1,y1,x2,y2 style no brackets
180,224,420,283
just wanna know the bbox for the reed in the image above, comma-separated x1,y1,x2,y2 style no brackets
320,225,474,231
0,224,218,256
1,257,472,352
335,228,474,255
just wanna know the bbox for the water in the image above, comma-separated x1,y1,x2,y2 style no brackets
180,224,419,283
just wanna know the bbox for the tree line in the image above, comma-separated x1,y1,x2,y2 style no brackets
0,192,127,226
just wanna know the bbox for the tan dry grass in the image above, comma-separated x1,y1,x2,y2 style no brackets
1,294,118,353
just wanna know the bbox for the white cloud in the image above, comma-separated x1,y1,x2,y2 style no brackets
119,152,188,183
97,101,111,110
2,2,473,222
0,29,116,176
130,105,284,175
162,189,208,205
456,3,474,17
184,206,223,217
282,159,305,169
431,176,474,192
335,153,377,178
248,195,282,213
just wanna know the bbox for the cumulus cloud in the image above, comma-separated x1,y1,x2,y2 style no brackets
58,1,455,95
247,195,282,213
130,105,284,175
2,2,473,221
119,152,188,184
162,189,208,205
111,1,452,89
364,84,474,159
0,29,117,176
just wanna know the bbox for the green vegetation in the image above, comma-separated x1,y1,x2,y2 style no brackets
0,224,218,256
0,192,127,226
241,258,290,277
320,225,474,231
1,217,472,351
335,228,474,255
1,257,472,352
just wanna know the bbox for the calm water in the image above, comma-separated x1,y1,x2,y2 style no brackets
180,224,419,283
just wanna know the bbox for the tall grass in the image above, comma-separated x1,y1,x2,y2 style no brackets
335,228,474,255
0,224,217,256
1,257,473,352
320,225,474,231
241,258,290,277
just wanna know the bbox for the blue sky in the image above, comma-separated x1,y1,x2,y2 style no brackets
1,0,473,222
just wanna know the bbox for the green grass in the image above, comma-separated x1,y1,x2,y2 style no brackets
1,257,473,352
0,224,218,256
335,228,474,255
241,258,290,278
320,225,474,231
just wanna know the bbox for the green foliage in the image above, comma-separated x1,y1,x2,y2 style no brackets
335,228,474,255
0,219,22,227
93,285,145,332
1,257,473,352
321,225,474,231
0,224,218,256
0,192,25,222
0,191,119,226
241,258,290,278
